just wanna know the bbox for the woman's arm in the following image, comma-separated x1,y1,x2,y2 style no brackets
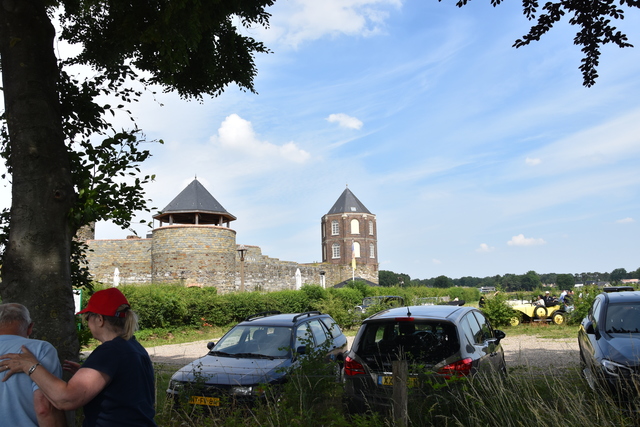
1,345,110,410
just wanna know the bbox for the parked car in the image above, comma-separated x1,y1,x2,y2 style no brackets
578,290,640,393
167,311,348,408
344,305,506,411
355,296,404,313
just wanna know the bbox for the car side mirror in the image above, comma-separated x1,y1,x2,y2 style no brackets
585,321,596,335
207,341,215,350
494,330,506,344
296,345,307,355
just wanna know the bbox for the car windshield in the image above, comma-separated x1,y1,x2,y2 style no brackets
212,325,292,358
605,303,640,334
356,320,459,369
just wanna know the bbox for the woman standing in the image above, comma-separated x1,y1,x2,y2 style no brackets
1,288,156,426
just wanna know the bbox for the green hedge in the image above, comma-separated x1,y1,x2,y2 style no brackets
77,283,483,331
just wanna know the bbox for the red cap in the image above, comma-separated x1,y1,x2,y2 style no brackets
77,288,130,317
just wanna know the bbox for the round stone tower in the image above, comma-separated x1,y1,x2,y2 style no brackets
151,178,237,289
321,187,378,284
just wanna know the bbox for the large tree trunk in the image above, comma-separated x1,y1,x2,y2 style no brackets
0,0,79,363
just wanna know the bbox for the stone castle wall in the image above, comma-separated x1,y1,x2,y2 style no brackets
152,225,237,288
85,237,378,292
86,237,152,284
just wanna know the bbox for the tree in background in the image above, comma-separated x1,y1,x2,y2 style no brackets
500,274,522,292
0,0,274,362
610,268,629,283
379,270,410,287
433,275,455,288
453,276,483,288
556,273,575,290
521,270,541,291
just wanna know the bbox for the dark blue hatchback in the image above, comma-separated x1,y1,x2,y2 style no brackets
167,311,347,408
578,290,640,393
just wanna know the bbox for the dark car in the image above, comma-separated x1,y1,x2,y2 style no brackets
578,290,640,393
167,311,348,408
344,305,506,411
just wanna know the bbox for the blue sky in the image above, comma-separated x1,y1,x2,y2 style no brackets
2,1,639,280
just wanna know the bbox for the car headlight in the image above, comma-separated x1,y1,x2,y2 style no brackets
231,385,269,397
168,380,185,392
231,386,254,396
601,359,632,377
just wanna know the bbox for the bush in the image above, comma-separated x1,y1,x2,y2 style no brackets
122,285,189,329
481,292,516,327
569,286,599,325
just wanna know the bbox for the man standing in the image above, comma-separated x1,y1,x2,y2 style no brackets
0,303,66,426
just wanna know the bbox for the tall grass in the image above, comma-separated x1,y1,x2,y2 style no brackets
151,358,640,426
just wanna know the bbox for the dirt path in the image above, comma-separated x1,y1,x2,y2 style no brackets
145,334,581,371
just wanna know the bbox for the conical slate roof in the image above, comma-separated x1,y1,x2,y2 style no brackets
153,179,236,225
327,187,371,215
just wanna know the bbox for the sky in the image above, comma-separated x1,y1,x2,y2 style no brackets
2,0,639,281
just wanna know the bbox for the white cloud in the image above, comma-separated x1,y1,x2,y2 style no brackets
507,234,546,246
432,258,442,265
617,217,635,224
476,243,495,252
212,114,310,164
525,157,541,166
326,113,364,130
260,0,402,48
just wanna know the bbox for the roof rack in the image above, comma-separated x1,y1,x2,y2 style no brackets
602,286,635,293
292,311,322,323
244,311,281,321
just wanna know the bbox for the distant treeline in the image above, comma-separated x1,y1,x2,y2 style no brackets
379,267,640,292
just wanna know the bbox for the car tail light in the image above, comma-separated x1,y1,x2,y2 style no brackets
394,317,414,322
438,358,473,379
344,356,366,376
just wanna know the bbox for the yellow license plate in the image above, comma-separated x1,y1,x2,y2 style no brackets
189,396,220,406
378,376,419,387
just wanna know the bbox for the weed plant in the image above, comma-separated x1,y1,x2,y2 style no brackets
153,360,640,426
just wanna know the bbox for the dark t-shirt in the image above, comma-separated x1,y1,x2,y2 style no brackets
81,336,156,427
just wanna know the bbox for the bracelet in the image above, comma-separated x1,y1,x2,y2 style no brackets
28,363,41,376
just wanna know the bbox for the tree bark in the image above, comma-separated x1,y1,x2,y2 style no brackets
0,0,79,363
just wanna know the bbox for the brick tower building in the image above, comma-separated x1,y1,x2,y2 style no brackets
321,187,378,283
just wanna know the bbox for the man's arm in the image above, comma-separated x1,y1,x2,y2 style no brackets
33,389,67,427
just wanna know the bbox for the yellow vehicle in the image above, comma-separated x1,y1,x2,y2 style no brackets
508,301,568,326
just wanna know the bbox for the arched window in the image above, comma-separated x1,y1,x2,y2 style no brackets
331,220,339,235
350,219,360,234
369,221,374,235
369,244,375,258
353,242,361,258
332,243,340,259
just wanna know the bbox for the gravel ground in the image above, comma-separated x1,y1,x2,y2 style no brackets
145,334,581,371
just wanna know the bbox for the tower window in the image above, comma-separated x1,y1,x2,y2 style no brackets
350,219,360,234
332,243,340,259
331,220,339,235
354,242,361,258
369,221,374,235
370,244,375,258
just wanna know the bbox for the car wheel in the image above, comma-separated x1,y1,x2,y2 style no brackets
510,316,520,326
551,312,566,325
533,306,547,319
